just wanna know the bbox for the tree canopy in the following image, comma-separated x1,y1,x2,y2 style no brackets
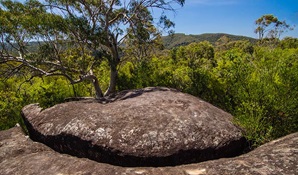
254,14,293,39
0,0,185,98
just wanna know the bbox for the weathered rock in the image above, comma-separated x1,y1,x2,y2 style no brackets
181,132,298,175
1,126,297,175
22,87,247,166
0,126,121,175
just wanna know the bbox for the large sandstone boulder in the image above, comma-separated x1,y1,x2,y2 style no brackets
1,126,297,175
22,87,247,166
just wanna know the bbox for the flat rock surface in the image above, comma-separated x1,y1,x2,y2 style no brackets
0,126,297,175
22,87,247,166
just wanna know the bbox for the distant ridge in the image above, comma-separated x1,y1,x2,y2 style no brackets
162,33,257,49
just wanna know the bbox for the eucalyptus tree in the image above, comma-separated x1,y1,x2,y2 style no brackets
254,14,293,40
0,0,185,98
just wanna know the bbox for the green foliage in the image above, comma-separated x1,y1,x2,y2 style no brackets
233,47,298,145
0,76,91,130
0,79,24,130
279,37,298,49
20,77,73,108
118,38,298,147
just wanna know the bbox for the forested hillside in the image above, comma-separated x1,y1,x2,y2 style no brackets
162,33,257,49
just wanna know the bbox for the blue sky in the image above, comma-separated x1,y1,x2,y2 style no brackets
16,0,298,38
165,0,298,38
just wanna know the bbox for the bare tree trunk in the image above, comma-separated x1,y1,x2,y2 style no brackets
104,65,117,96
104,37,119,96
90,76,103,99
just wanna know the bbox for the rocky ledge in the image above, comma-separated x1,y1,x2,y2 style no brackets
21,87,247,166
0,126,297,175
